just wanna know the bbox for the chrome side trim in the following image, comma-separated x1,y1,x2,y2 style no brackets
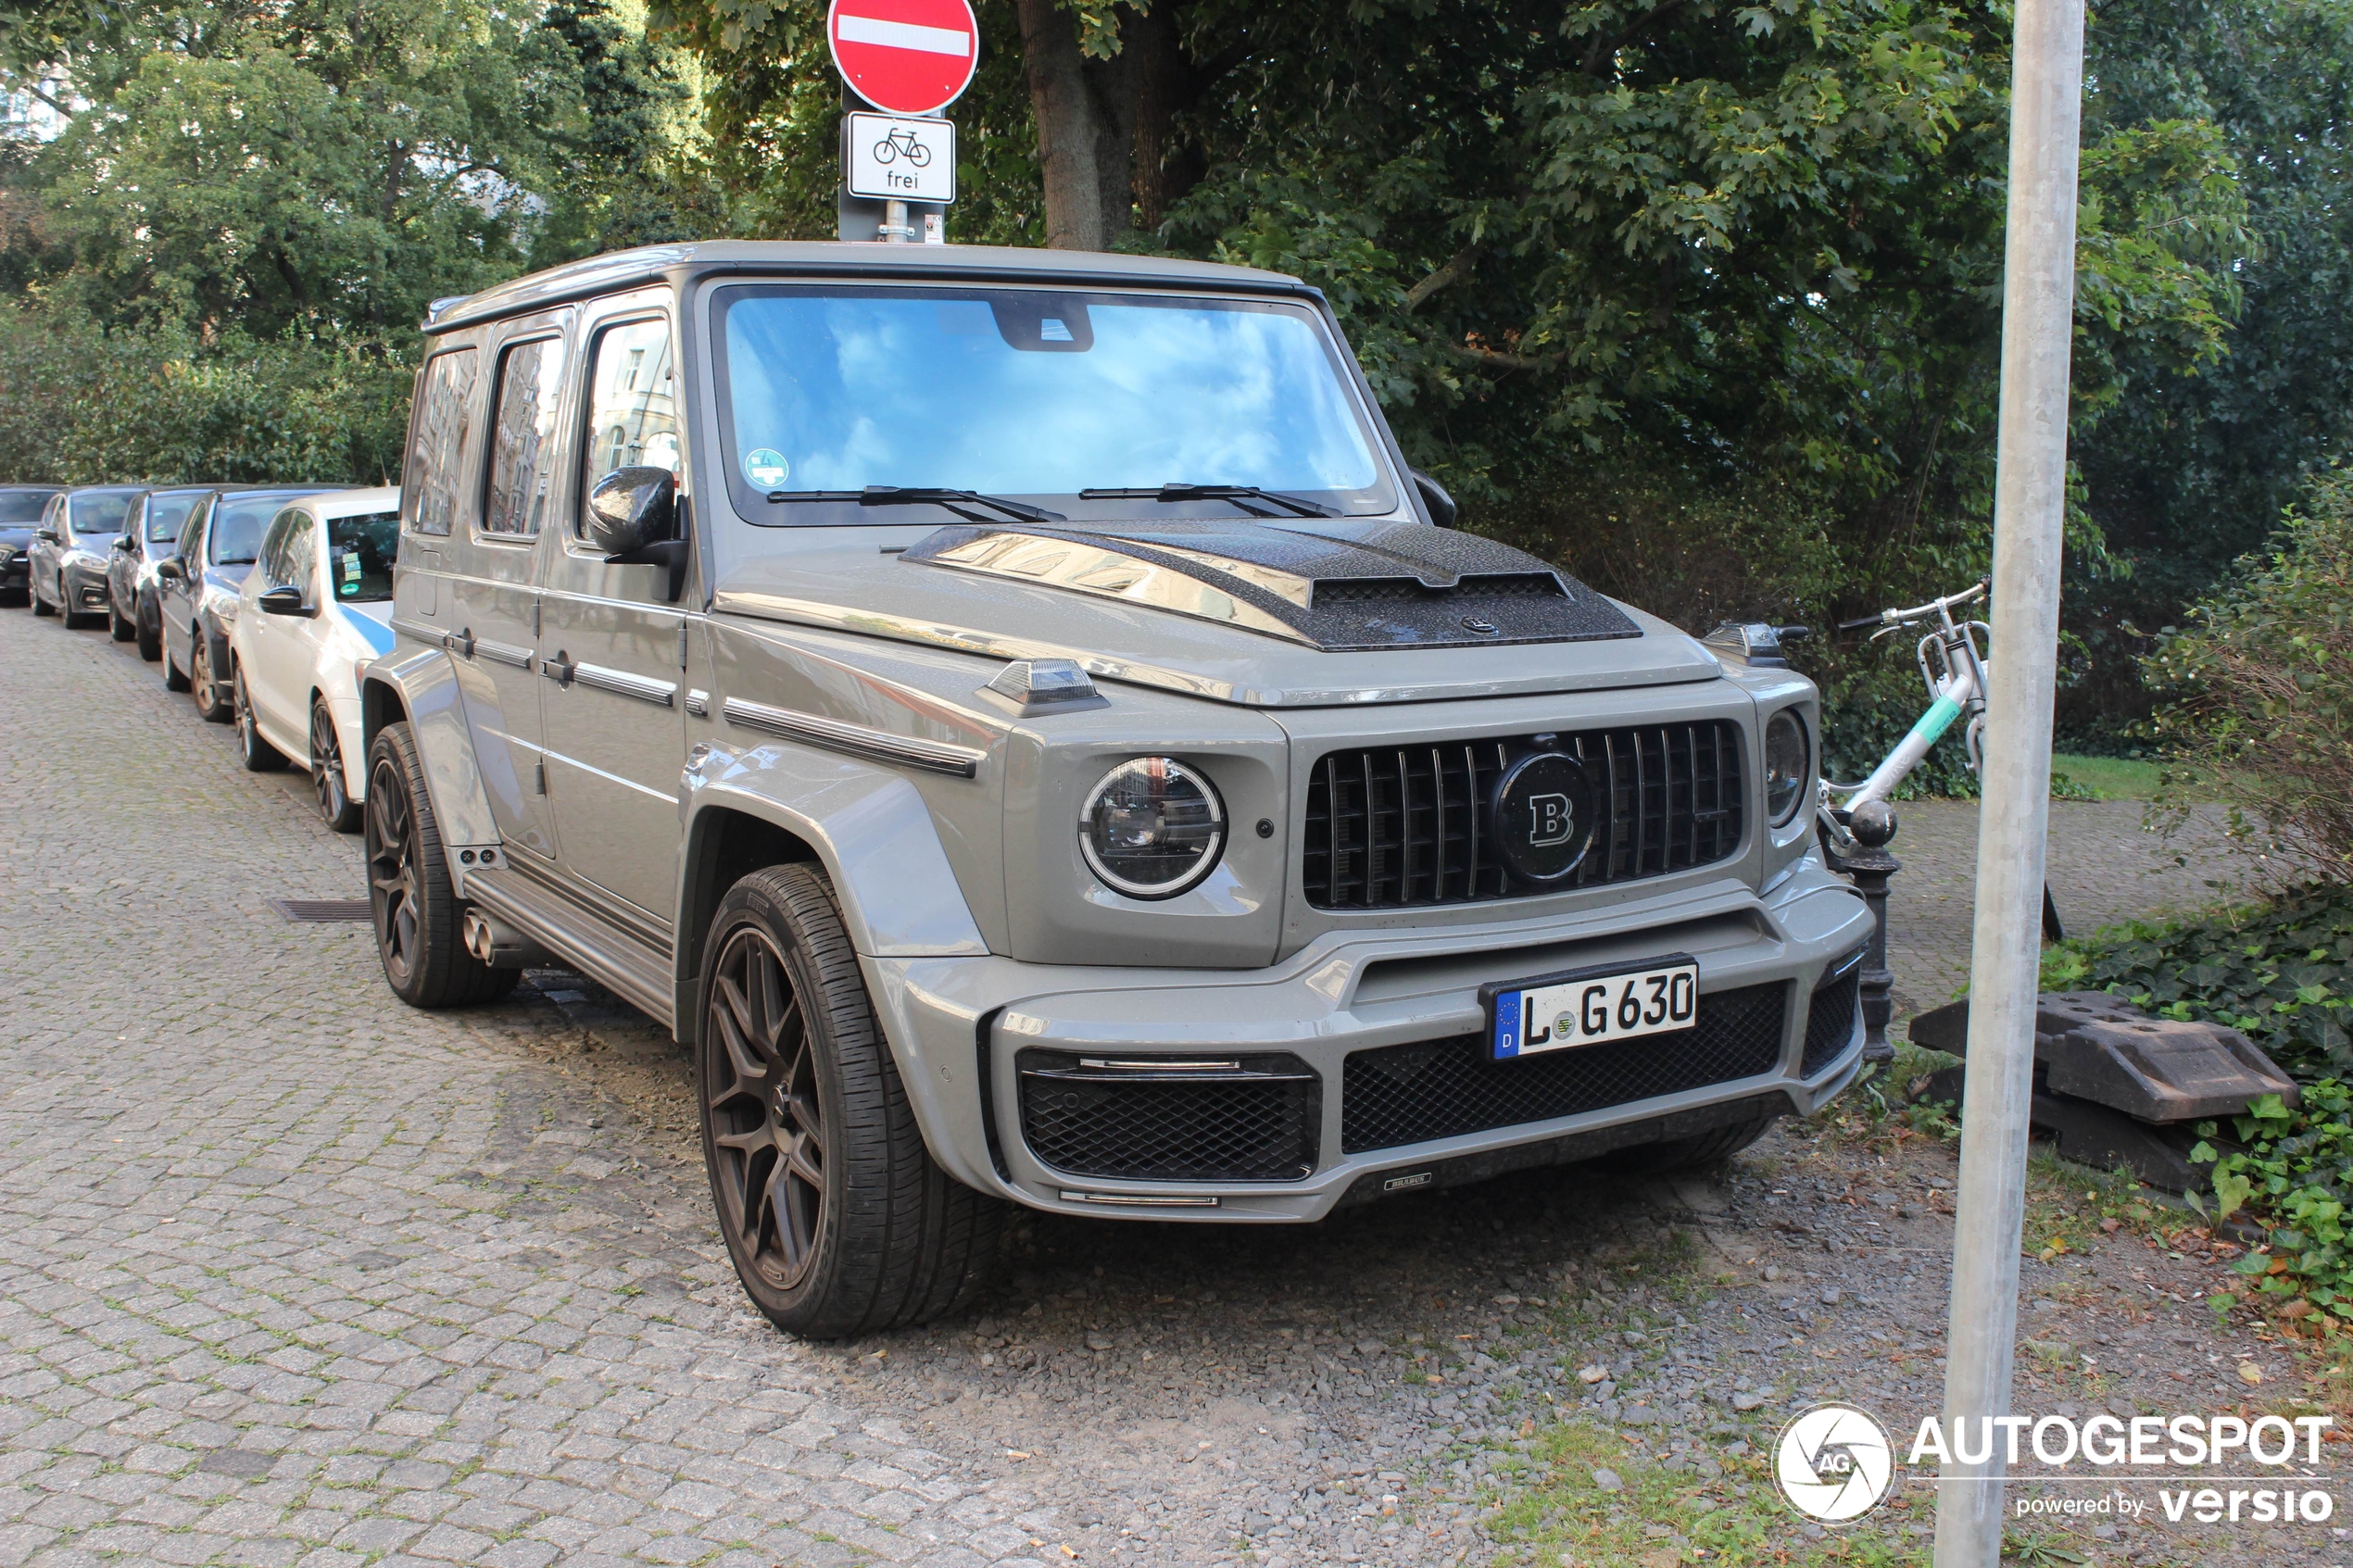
389,617,446,647
573,662,676,707
475,638,534,669
465,872,673,1024
499,842,674,949
721,696,984,779
685,689,710,717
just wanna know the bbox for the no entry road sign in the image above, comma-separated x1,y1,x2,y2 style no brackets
827,0,978,117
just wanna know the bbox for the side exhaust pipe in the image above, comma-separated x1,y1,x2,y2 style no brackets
462,909,552,970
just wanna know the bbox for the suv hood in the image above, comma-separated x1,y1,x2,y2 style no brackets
714,521,1722,708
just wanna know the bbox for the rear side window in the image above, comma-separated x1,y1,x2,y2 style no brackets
484,337,567,535
327,510,398,602
176,499,208,563
258,510,301,585
404,347,479,537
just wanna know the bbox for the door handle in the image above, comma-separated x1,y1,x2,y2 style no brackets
541,652,573,684
451,627,475,659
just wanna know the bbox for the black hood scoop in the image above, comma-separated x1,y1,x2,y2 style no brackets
900,520,1641,651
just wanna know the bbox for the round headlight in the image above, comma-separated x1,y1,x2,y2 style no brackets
1078,758,1227,898
1765,709,1810,827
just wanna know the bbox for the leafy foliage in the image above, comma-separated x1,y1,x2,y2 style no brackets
2145,466,2353,876
2043,883,2353,1080
2047,884,2353,1324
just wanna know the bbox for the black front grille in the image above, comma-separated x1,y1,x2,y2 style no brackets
1801,950,1865,1075
1340,981,1789,1153
1302,721,1744,909
1016,1050,1319,1182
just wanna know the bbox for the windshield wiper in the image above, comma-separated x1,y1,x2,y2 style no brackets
761,487,1065,524
1078,483,1339,519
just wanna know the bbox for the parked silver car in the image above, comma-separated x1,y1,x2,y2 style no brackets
359,242,1872,1339
28,485,142,627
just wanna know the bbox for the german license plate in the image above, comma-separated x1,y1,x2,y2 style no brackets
1483,955,1701,1060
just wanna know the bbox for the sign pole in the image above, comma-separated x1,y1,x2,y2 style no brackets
1931,0,2085,1562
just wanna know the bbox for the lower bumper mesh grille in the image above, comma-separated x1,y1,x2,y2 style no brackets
1016,1050,1320,1182
1800,950,1865,1075
1340,981,1789,1154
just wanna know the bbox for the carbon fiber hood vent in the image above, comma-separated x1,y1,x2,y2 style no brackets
900,521,1642,651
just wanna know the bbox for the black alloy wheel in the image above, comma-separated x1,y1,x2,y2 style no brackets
698,865,1000,1339
233,663,287,771
364,721,513,1008
135,596,162,661
310,696,361,833
190,632,230,721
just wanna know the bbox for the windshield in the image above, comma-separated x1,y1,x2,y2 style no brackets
69,492,134,538
715,286,1393,524
0,490,55,523
210,492,321,565
145,493,202,543
326,510,397,602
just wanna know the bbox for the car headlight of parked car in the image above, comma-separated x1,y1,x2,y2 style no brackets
1764,709,1810,827
1078,757,1227,898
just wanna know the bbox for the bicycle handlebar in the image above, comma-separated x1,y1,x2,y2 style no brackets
1840,578,1989,633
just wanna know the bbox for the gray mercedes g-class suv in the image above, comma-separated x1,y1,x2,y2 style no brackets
360,241,1872,1338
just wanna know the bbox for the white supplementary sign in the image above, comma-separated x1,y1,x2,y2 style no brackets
845,113,956,204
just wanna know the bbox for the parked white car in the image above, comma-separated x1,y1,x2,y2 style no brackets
227,486,399,831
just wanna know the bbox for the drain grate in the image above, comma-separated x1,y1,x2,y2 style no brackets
268,897,372,923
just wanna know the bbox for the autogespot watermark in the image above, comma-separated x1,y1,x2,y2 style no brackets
1772,1406,2338,1529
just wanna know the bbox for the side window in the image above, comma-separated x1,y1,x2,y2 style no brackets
284,515,318,597
403,347,479,537
579,318,678,535
484,337,567,536
258,510,300,586
176,499,208,563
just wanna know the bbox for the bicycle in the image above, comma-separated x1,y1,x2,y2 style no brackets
871,128,932,168
1819,576,2064,942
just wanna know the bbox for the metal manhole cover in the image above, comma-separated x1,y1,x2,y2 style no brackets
267,898,372,923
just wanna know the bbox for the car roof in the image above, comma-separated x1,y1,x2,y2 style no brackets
299,485,399,519
64,484,148,496
424,240,1315,337
0,484,59,494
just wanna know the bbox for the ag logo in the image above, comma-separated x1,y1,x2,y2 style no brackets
1774,1403,1894,1523
1490,751,1595,884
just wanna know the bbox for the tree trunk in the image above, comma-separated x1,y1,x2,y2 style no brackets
1013,0,1136,249
1128,4,1190,233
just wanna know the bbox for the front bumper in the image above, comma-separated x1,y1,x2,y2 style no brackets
863,857,1873,1221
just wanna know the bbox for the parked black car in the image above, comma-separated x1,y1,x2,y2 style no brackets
29,486,143,627
107,486,213,659
0,484,63,606
157,485,346,716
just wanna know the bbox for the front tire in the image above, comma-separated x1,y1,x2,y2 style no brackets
365,721,515,1008
136,597,162,660
162,638,191,692
233,662,287,771
699,865,1000,1339
310,696,361,833
58,579,94,628
108,596,134,641
31,583,54,616
190,631,231,721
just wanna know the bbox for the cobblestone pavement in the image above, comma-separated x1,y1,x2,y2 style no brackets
1881,797,2252,1022
1,605,2301,1568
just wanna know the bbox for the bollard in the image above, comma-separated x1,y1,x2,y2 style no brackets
1821,799,1901,1063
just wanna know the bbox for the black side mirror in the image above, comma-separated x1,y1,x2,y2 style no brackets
1410,468,1457,529
584,466,677,556
258,583,309,617
34,527,57,544
114,534,136,552
156,559,184,584
585,466,687,602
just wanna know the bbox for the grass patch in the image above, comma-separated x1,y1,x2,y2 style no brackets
1478,1418,1932,1566
2048,753,2171,800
